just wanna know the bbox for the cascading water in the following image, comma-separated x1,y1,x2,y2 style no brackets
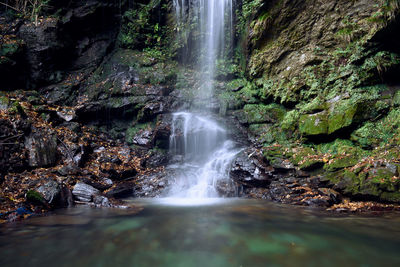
173,0,234,99
166,0,238,199
167,112,240,198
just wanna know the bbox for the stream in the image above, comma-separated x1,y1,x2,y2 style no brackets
1,199,400,267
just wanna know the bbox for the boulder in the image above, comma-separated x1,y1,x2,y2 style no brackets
230,150,271,187
72,182,100,202
93,195,111,207
299,111,329,136
299,99,362,137
36,180,61,205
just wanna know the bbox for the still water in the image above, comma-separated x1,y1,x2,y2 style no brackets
1,199,400,267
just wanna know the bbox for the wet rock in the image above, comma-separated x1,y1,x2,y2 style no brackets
105,183,134,199
25,130,58,167
56,109,76,122
59,184,74,208
137,102,165,122
80,177,113,191
72,182,100,202
72,144,90,167
93,195,111,207
134,171,171,197
303,196,332,207
216,180,237,197
145,150,168,168
57,164,82,176
132,129,153,147
153,114,172,149
318,188,341,204
36,180,61,205
103,168,137,181
230,150,271,187
98,154,122,164
271,158,295,171
18,19,62,87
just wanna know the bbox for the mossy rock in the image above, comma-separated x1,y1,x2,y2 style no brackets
262,145,292,164
226,79,246,92
299,111,329,136
301,97,328,114
26,190,46,205
280,110,300,132
299,159,325,171
237,104,286,125
235,83,260,105
0,42,22,65
351,109,400,147
328,101,358,134
125,122,155,145
324,155,359,172
249,124,287,145
291,147,315,165
299,99,363,136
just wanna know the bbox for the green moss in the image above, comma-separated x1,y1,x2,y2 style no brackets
351,108,400,147
280,110,300,132
26,190,45,204
237,103,286,125
0,42,21,64
9,101,25,115
317,139,358,154
380,192,400,202
263,145,290,164
299,111,329,136
226,79,246,91
291,147,314,165
327,100,358,134
325,156,359,172
125,122,154,145
299,97,327,114
299,159,325,171
0,95,10,110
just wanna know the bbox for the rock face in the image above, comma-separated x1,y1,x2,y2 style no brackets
2,0,400,217
25,130,58,167
1,0,120,90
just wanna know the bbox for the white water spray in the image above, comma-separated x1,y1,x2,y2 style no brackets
168,113,240,198
167,1,238,199
173,0,234,99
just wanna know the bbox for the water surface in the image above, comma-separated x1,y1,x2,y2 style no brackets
1,199,400,267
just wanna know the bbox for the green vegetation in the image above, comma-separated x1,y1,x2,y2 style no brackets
118,0,176,60
0,0,50,25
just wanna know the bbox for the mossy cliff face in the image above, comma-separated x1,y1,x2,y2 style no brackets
226,0,400,203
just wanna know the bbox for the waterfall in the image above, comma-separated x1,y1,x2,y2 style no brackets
168,112,239,198
167,1,238,199
173,0,234,99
